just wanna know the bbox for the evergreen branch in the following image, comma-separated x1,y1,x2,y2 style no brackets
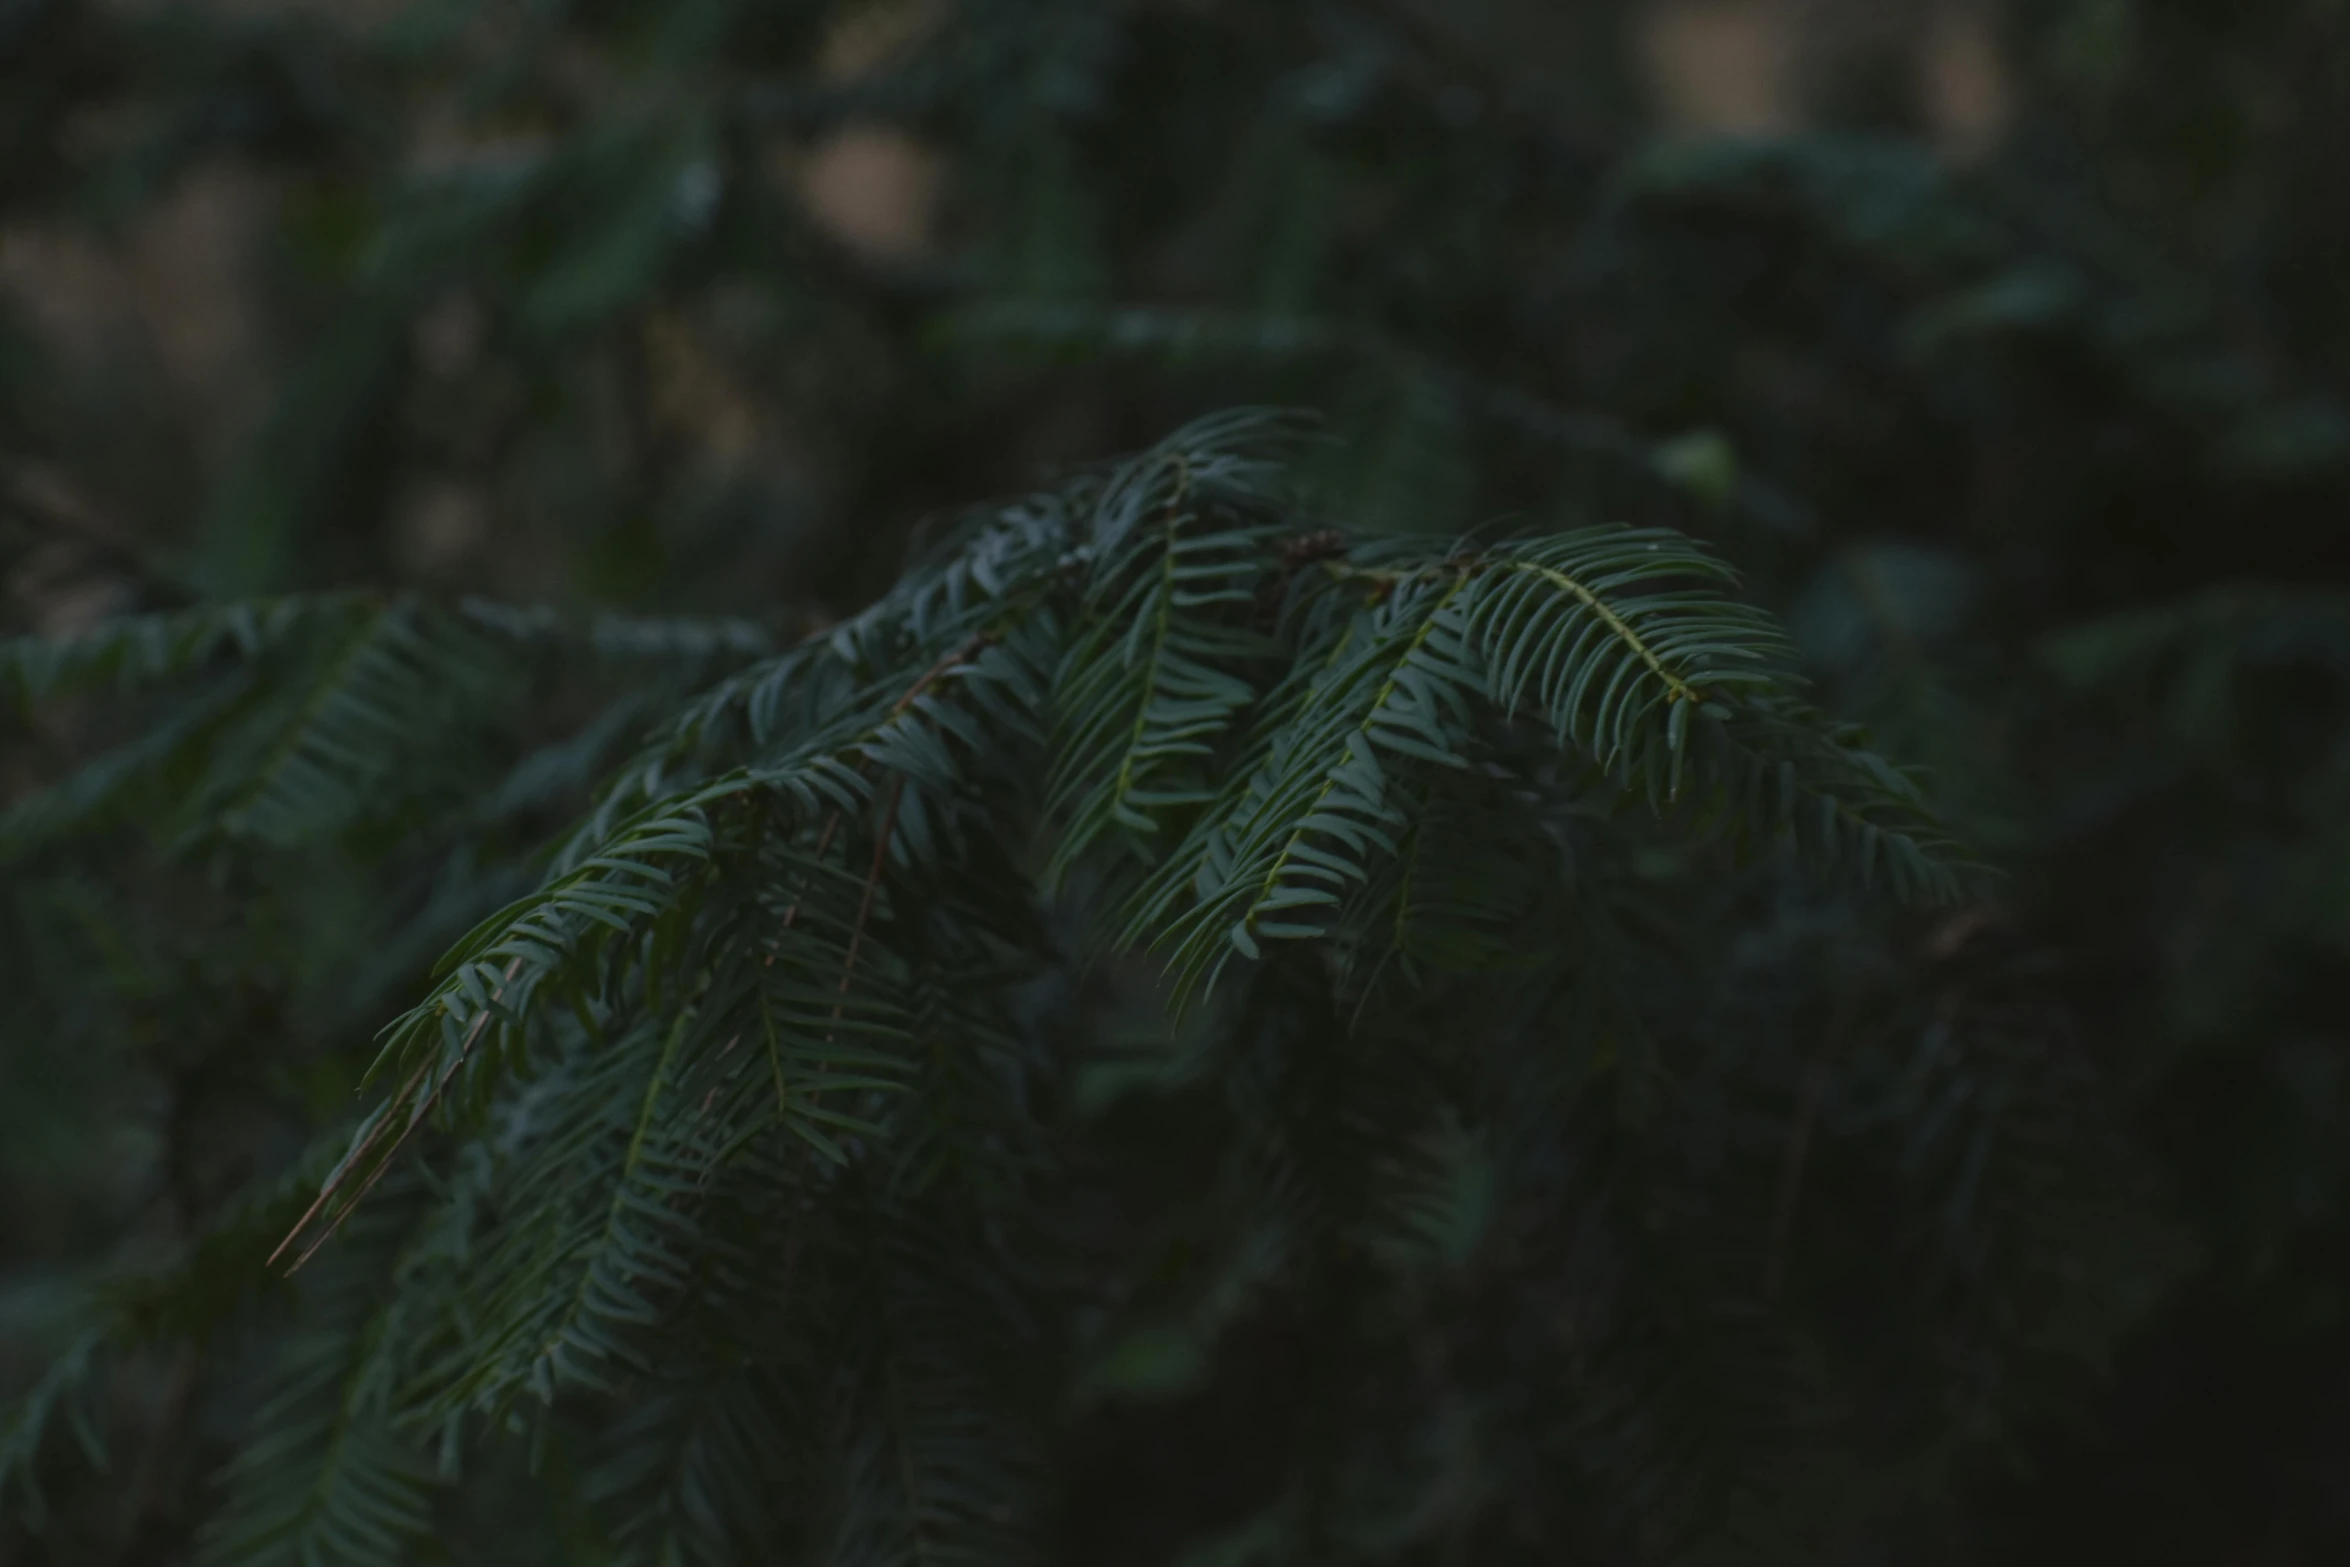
0,414,1985,1561
587,1366,801,1567
836,779,906,1030
196,1201,445,1567
1128,573,1467,1001
1132,520,1952,999
272,956,524,1274
1046,458,1276,878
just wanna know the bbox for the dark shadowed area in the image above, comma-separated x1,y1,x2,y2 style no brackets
4,2,2349,1564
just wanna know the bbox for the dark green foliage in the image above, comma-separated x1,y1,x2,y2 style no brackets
0,411,2002,1559
0,416,2140,1564
6,1,2350,1563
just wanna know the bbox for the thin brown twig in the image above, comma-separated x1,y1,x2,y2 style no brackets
832,777,905,1030
283,636,992,1271
770,812,845,952
766,630,989,954
755,636,986,1140
822,634,976,1001
893,632,992,716
273,956,524,1273
264,1061,427,1268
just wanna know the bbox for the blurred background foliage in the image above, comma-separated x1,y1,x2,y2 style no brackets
3,0,2350,1562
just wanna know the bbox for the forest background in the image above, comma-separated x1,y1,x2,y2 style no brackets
3,1,2349,1563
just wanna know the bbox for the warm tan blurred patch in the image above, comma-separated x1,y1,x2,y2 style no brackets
392,478,489,576
818,0,945,77
643,308,765,467
1639,0,2013,152
787,129,946,265
1640,0,1806,135
2,158,280,627
0,163,275,456
4,465,136,633
786,0,948,265
1922,1,2013,157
